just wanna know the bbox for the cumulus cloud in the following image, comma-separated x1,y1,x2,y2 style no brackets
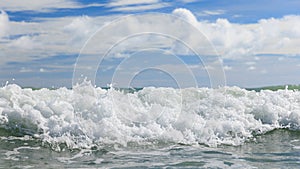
8,36,40,50
1,7,300,68
0,10,9,38
172,8,300,59
1,6,300,87
0,13,114,66
172,8,198,27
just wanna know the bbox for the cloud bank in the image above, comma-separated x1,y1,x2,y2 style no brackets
173,8,300,59
1,8,300,66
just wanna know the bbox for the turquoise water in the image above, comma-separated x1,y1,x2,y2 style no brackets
1,84,300,168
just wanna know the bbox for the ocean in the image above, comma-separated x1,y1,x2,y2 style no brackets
0,83,300,168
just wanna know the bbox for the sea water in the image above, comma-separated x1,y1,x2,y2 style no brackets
0,83,300,168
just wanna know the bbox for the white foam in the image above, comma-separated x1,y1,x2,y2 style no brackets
0,83,300,149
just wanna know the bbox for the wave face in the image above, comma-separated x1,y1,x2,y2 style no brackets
0,83,300,149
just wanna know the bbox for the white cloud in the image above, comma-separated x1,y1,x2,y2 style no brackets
172,8,198,27
39,68,47,72
197,10,226,16
8,36,40,50
0,13,114,66
248,66,256,70
0,11,9,38
0,0,102,12
20,67,33,73
1,6,300,87
223,65,232,71
110,3,169,12
107,0,159,7
1,7,300,70
64,15,99,46
106,0,169,12
172,8,300,59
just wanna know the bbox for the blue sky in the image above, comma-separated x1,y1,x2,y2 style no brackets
0,0,300,88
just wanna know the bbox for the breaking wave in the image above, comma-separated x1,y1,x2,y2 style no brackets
0,83,300,150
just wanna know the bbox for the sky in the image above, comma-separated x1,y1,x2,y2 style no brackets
0,0,300,88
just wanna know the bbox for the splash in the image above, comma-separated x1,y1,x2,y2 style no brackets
0,83,300,150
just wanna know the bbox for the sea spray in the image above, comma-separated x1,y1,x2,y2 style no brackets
0,83,300,150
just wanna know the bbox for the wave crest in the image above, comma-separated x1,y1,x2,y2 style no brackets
0,84,300,149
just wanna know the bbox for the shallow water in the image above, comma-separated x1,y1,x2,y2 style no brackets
1,84,300,168
0,129,300,168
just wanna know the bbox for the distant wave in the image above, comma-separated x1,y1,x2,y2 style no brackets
0,83,300,150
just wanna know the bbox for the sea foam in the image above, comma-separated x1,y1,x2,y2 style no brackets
0,83,300,149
